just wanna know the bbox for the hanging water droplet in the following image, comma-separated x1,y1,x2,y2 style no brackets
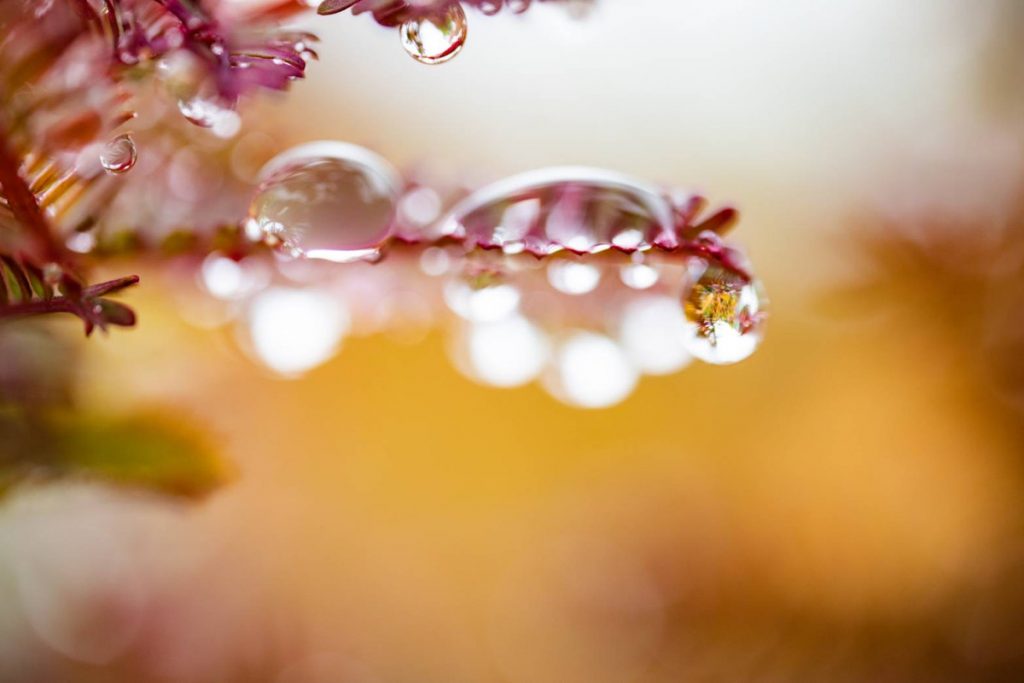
444,267,521,322
620,261,659,290
317,0,358,15
547,259,601,295
544,331,638,409
455,314,550,388
619,296,692,375
439,167,676,256
478,0,503,16
681,261,766,365
244,287,350,377
419,246,452,277
249,141,402,263
99,134,136,174
399,3,468,65
177,96,241,138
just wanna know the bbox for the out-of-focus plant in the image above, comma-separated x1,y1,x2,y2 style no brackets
0,0,604,497
0,0,770,498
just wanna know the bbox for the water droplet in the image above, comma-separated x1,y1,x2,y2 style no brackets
66,232,96,254
547,259,601,295
399,3,468,65
42,262,63,286
440,167,676,256
478,0,503,15
456,314,550,388
99,134,136,174
508,0,532,13
545,331,638,409
620,262,659,290
444,267,521,322
419,246,452,276
317,0,358,15
245,287,349,377
199,254,268,301
156,51,206,101
619,296,692,375
682,262,766,365
177,96,241,138
249,141,402,263
398,186,443,227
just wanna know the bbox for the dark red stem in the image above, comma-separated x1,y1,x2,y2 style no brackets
0,115,67,265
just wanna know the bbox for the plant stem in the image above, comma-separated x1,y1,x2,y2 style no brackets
0,114,66,265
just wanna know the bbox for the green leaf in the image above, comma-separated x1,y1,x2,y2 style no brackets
0,410,232,500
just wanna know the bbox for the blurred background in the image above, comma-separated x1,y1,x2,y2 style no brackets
2,0,1024,680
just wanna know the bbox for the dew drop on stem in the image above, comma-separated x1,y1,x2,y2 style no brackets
399,3,468,65
99,134,137,174
248,141,402,263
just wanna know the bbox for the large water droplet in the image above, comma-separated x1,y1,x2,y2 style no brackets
399,3,468,65
248,141,402,263
99,134,136,174
682,261,766,365
439,167,677,256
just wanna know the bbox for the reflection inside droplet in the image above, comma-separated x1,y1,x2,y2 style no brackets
682,262,766,365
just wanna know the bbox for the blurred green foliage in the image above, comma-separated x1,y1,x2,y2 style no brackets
0,321,229,500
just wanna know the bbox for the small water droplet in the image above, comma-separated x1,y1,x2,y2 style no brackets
444,267,521,322
398,186,443,227
245,287,350,377
681,262,766,365
317,0,358,15
177,96,241,138
619,296,692,375
249,141,402,263
547,260,601,295
399,3,468,65
42,263,63,287
99,134,137,174
620,262,659,290
455,314,550,388
544,331,637,409
478,0,503,16
66,232,96,254
419,247,452,277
